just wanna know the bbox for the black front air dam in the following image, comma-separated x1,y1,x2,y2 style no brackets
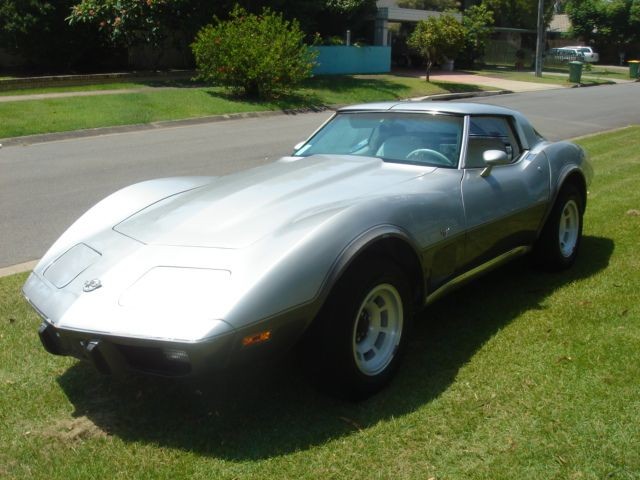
38,322,64,356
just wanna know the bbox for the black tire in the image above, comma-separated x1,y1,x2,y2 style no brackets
534,184,584,271
309,257,414,400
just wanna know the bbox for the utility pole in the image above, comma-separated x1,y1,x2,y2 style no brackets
535,0,545,77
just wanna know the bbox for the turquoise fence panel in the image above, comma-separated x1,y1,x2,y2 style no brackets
311,46,391,75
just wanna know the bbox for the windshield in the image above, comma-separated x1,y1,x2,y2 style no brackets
295,112,464,168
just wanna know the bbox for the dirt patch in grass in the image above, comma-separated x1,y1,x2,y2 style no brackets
41,415,112,442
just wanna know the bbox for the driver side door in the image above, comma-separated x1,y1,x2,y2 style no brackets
459,115,550,272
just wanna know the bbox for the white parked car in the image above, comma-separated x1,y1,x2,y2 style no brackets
564,46,599,63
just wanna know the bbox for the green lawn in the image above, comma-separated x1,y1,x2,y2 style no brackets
1,127,639,478
0,75,486,139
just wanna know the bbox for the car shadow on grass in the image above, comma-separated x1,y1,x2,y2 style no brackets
57,235,613,460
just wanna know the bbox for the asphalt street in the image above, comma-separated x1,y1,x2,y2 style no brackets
1,82,639,268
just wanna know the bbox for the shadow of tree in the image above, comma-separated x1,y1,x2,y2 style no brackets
138,78,207,89
428,80,485,93
134,75,482,112
201,87,326,111
57,235,613,460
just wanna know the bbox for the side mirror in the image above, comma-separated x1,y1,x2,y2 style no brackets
480,149,509,177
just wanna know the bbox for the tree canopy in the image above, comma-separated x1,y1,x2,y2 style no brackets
408,12,465,80
66,0,377,49
0,0,107,70
460,3,494,66
566,0,640,49
481,0,555,30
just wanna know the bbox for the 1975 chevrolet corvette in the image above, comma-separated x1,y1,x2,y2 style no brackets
24,102,592,398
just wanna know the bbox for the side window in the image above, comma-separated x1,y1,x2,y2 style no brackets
465,116,522,168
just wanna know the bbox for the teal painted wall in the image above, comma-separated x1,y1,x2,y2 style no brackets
311,46,391,75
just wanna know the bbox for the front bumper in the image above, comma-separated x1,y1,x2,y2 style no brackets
37,320,237,377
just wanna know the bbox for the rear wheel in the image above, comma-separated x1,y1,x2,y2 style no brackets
311,258,414,400
534,184,584,270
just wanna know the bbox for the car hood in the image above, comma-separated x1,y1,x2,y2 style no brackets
114,155,434,248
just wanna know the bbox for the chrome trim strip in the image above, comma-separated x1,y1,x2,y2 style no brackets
425,245,531,305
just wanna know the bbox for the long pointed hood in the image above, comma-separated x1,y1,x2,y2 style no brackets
114,155,433,249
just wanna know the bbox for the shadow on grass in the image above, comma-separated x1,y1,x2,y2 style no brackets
201,86,326,111
429,80,485,93
199,75,485,110
138,78,207,89
58,235,613,460
304,74,407,92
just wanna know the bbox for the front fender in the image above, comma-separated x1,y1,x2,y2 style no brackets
223,197,426,334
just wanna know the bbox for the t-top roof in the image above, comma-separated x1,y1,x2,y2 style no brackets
338,101,519,117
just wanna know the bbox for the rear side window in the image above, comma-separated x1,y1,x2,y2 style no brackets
466,116,522,168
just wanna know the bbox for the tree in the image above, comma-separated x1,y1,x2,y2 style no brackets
566,0,640,52
67,0,377,50
67,0,217,48
408,12,466,81
460,3,494,66
0,0,107,71
481,0,555,30
191,6,316,99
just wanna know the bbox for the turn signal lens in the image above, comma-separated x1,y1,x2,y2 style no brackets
242,330,271,347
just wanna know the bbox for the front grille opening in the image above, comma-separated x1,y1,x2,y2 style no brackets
117,345,192,376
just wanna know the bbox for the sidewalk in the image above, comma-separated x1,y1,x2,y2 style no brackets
418,71,565,92
0,86,176,103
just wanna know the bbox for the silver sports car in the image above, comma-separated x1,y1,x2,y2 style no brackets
24,102,593,398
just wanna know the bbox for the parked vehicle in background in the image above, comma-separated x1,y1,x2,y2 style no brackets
548,48,584,63
565,46,599,63
548,47,599,64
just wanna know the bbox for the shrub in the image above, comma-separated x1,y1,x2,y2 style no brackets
191,6,317,99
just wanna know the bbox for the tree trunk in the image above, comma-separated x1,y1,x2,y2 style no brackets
425,60,432,82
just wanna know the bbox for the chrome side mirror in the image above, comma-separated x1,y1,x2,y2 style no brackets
480,150,509,177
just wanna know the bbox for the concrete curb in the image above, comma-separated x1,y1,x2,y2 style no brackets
0,260,38,279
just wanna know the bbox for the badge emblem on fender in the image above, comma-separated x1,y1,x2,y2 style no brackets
83,279,102,292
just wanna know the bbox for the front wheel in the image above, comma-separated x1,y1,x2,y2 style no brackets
311,258,414,400
534,184,584,270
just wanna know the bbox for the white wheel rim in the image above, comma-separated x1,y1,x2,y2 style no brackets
559,199,580,258
352,283,403,376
